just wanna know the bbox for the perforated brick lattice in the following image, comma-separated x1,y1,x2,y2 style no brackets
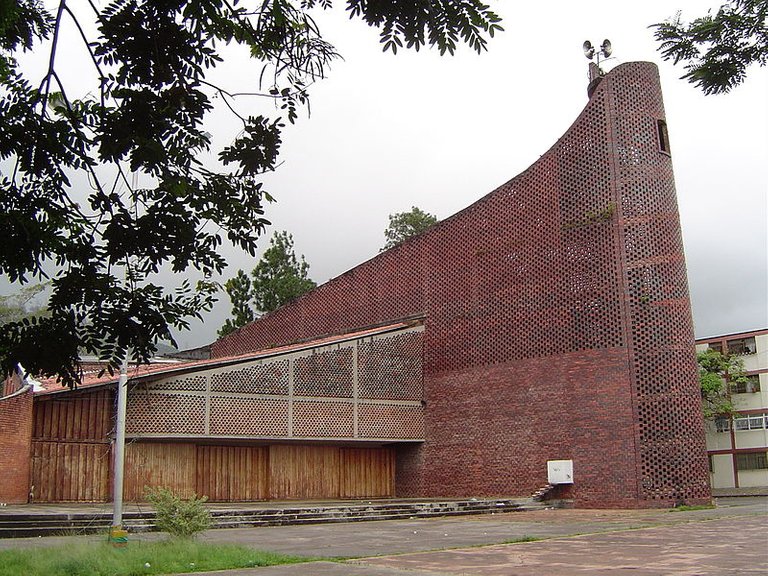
147,375,206,391
210,360,288,395
610,64,710,502
359,333,423,399
209,397,288,436
126,329,424,441
358,404,425,439
293,400,354,437
294,349,353,397
126,393,205,435
212,94,625,372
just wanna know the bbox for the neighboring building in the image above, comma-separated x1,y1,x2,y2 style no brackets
697,329,768,490
0,62,711,508
0,367,33,504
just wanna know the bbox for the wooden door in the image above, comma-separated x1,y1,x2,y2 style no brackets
30,390,113,502
196,445,268,501
269,445,340,499
123,442,196,500
340,447,395,498
30,441,111,502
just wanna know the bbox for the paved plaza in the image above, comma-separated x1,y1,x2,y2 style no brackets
1,497,766,575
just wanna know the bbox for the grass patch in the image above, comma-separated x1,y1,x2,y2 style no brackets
0,539,313,576
501,535,540,544
667,504,716,513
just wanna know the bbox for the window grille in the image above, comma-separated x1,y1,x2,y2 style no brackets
735,452,768,471
733,414,767,431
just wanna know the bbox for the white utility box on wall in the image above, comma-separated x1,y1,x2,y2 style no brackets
547,459,574,485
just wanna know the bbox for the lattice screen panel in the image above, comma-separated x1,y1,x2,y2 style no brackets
294,348,353,397
359,332,423,399
358,404,425,439
128,328,424,441
209,397,288,436
292,400,354,438
210,360,288,395
146,375,206,391
126,393,205,435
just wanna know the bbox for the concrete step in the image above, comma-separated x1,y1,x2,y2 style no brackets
205,507,519,528
210,503,515,519
0,498,537,538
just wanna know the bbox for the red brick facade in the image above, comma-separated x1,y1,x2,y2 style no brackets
213,62,710,508
0,386,33,504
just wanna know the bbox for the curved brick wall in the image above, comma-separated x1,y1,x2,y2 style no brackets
213,62,710,507
0,386,33,504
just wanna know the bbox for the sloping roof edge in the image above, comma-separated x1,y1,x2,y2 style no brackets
36,318,422,396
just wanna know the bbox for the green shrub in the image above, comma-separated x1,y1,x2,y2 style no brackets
145,487,211,538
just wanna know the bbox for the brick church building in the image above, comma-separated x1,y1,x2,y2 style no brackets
0,62,711,508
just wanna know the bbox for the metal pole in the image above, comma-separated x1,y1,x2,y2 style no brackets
112,355,128,533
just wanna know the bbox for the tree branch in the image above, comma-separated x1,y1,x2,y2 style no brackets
62,4,107,108
38,0,67,115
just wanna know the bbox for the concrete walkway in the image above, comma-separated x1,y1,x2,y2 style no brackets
1,498,766,575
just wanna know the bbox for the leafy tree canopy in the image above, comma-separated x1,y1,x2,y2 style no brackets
0,282,48,325
382,206,439,251
697,348,747,419
0,0,503,387
652,0,768,94
218,231,315,339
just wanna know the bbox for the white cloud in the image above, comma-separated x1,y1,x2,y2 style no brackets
4,1,766,349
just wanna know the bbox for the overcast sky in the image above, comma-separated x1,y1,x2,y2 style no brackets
4,1,767,349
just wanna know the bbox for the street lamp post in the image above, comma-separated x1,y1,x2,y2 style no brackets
110,355,129,545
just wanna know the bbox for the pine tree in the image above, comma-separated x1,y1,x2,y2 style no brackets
219,231,315,338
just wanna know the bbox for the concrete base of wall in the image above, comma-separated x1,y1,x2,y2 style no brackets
713,487,768,497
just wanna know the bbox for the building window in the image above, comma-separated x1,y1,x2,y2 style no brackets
726,336,757,355
735,452,768,471
733,413,768,431
708,454,714,473
731,375,761,394
657,119,671,154
707,342,723,354
715,416,731,433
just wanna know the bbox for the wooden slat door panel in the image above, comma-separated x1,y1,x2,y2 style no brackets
30,438,396,502
196,445,268,501
33,390,113,442
30,441,110,502
340,447,395,498
269,445,341,499
123,442,196,501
